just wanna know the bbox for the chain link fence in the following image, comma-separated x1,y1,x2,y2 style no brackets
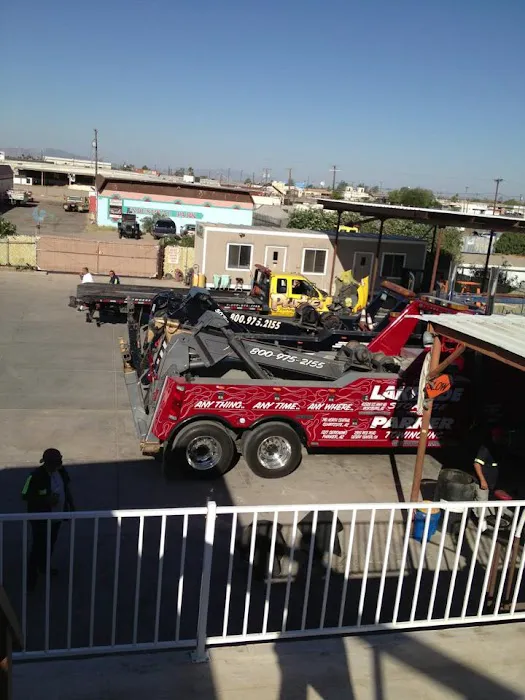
0,236,37,268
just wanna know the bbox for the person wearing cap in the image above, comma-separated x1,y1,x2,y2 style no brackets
21,449,75,591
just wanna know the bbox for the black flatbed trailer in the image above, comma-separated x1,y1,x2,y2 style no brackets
72,282,262,317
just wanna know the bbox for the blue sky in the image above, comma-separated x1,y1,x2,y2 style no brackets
2,0,524,195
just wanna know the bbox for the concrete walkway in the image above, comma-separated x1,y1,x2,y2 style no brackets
13,624,525,699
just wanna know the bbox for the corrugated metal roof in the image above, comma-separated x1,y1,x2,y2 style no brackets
318,199,525,234
422,314,525,366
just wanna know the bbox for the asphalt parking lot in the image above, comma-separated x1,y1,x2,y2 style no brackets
0,269,473,655
0,269,441,514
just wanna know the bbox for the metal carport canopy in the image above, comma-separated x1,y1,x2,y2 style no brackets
422,313,525,372
317,199,525,233
409,313,525,501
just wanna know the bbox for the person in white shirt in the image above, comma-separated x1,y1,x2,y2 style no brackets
80,267,94,283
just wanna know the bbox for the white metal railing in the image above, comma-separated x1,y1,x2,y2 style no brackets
1,499,524,661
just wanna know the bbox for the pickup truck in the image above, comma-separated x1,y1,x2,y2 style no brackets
118,213,142,239
63,195,89,212
152,219,178,239
7,189,31,206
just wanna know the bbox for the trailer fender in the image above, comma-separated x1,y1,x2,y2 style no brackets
164,414,238,447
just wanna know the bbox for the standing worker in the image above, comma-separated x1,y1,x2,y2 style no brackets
473,427,503,529
21,449,75,591
80,267,94,283
109,269,121,285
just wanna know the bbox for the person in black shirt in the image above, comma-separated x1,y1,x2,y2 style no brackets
21,449,75,591
473,426,503,500
109,270,120,285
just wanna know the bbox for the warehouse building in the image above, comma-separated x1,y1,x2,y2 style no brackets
194,223,427,291
95,176,254,231
0,164,13,198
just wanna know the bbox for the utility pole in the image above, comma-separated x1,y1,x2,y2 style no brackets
263,168,271,183
330,165,340,193
240,169,243,183
227,167,231,184
287,168,293,187
464,186,469,213
493,178,503,214
252,171,255,184
92,128,98,221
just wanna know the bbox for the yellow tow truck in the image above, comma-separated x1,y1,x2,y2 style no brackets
250,264,369,318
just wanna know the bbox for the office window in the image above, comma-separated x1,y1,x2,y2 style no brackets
302,249,327,275
227,243,252,269
381,253,405,279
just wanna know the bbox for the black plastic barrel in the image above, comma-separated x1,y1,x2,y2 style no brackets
436,469,475,502
436,469,475,535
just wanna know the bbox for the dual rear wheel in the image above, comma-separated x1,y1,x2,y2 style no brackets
163,420,302,480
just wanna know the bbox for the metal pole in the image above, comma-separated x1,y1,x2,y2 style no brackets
93,129,98,223
493,178,503,213
429,225,437,254
328,210,342,294
481,230,495,292
410,330,441,502
428,228,443,293
331,165,338,193
369,219,384,297
192,500,216,663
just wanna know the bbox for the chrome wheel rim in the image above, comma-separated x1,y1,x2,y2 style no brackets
186,436,222,471
257,436,291,470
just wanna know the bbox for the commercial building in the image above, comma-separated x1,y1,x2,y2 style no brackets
194,223,427,291
0,164,13,197
95,176,254,232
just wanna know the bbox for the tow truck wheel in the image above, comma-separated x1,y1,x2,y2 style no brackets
167,421,235,479
243,422,302,479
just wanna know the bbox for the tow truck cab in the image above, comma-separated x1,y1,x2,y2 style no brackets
250,264,369,317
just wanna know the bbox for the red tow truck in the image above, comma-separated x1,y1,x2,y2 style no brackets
121,295,473,479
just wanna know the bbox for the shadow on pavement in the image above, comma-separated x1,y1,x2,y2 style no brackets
1,459,523,700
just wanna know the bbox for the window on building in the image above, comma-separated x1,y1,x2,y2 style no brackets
381,253,405,279
227,244,252,270
302,249,327,275
272,251,279,263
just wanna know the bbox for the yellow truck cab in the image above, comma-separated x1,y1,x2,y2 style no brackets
250,265,368,318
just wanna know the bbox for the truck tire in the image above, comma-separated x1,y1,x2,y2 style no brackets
243,422,302,479
165,421,236,479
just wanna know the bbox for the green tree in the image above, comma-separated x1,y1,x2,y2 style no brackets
503,198,521,206
141,165,149,170
178,235,195,248
174,167,185,176
187,166,195,176
141,215,161,234
0,218,16,238
450,193,459,203
494,232,525,256
388,187,439,208
244,178,252,185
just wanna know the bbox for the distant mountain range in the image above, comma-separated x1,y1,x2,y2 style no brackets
1,147,88,160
